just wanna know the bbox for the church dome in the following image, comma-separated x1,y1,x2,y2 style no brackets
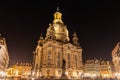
46,8,70,42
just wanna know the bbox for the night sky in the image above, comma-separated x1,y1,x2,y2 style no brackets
0,0,120,66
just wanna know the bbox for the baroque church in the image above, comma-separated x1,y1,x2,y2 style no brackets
33,8,83,79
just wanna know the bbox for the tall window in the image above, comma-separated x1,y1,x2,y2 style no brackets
57,52,61,67
48,51,51,59
75,55,77,61
58,52,60,59
68,61,70,68
48,61,50,66
68,54,70,68
68,54,70,60
48,51,51,66
57,60,60,66
75,55,77,68
58,70,61,75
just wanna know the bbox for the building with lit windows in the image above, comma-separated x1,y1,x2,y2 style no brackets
6,63,32,78
83,59,114,79
32,8,83,79
83,59,100,78
112,42,120,78
0,35,9,77
100,60,113,78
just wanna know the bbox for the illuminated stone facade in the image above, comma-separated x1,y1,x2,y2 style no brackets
112,42,120,79
33,9,83,79
112,42,120,72
83,59,114,79
84,59,100,78
6,63,32,78
0,35,9,74
100,60,113,78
